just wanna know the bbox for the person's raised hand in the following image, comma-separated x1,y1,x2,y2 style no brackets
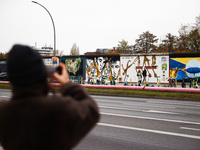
53,63,69,85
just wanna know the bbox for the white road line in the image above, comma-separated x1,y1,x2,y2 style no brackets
180,127,200,131
99,106,143,112
123,103,176,109
101,112,200,125
99,105,184,115
147,101,200,107
100,106,183,115
98,123,200,140
144,110,182,115
92,96,134,100
96,101,123,105
0,96,10,98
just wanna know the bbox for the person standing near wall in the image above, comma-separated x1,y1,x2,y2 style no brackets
137,70,142,86
142,67,147,85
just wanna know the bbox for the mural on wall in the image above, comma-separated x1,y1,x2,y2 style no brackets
65,58,82,75
121,55,169,83
86,56,120,83
43,58,53,66
0,60,7,81
170,57,200,80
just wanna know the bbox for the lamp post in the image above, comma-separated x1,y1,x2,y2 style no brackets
32,1,56,56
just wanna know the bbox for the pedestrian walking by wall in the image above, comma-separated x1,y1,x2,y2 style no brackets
0,44,100,150
137,70,142,86
142,67,147,85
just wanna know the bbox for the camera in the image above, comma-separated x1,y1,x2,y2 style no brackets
46,66,62,77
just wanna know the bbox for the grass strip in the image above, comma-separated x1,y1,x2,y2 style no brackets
86,88,200,101
0,83,199,101
0,83,11,88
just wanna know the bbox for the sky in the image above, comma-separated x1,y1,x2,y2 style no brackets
0,0,200,55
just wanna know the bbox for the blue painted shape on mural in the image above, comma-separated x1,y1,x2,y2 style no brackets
186,67,200,73
170,59,185,69
176,70,188,80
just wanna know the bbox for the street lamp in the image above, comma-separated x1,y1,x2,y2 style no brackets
32,1,56,56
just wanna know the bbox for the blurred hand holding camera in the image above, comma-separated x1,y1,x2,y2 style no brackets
53,63,69,85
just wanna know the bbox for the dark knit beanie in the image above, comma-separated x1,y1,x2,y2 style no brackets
7,44,47,86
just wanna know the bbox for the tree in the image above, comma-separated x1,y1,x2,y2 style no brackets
0,52,8,59
177,19,200,52
70,43,79,55
158,33,178,53
187,29,200,52
177,24,191,51
134,31,158,53
117,39,132,53
194,15,200,32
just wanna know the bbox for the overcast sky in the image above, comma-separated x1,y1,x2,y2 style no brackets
0,0,199,55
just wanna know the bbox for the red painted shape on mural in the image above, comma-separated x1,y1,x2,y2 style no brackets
136,66,157,69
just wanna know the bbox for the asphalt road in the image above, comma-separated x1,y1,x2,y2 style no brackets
0,89,200,150
75,95,200,150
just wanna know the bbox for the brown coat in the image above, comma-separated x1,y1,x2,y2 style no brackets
0,82,100,150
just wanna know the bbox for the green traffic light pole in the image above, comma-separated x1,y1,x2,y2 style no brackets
32,1,56,56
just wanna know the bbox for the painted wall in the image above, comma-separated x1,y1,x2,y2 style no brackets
85,55,120,83
43,57,84,79
170,57,200,80
43,55,170,83
60,57,84,79
0,60,6,75
2,53,200,83
43,58,53,66
121,55,169,83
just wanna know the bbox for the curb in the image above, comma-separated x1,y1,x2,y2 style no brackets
81,84,200,93
1,81,200,93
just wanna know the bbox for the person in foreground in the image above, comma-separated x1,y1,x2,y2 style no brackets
0,44,100,150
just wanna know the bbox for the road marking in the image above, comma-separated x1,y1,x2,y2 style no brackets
147,101,200,107
100,106,183,115
123,102,175,109
144,110,182,115
98,123,200,140
180,127,200,131
99,106,143,112
92,95,135,100
96,101,123,105
101,112,200,125
0,96,10,98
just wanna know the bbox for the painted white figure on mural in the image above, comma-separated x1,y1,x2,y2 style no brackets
111,60,120,79
86,59,95,77
96,57,104,72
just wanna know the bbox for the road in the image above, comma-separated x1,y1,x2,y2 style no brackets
0,89,200,150
75,95,200,150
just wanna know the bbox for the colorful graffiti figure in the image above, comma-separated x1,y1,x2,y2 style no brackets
65,58,81,75
185,59,200,78
170,68,178,79
170,59,200,80
135,55,157,78
100,57,111,78
111,60,120,78
110,60,120,84
122,55,158,82
143,56,157,77
86,59,95,76
86,59,96,84
122,60,135,81
86,57,120,84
